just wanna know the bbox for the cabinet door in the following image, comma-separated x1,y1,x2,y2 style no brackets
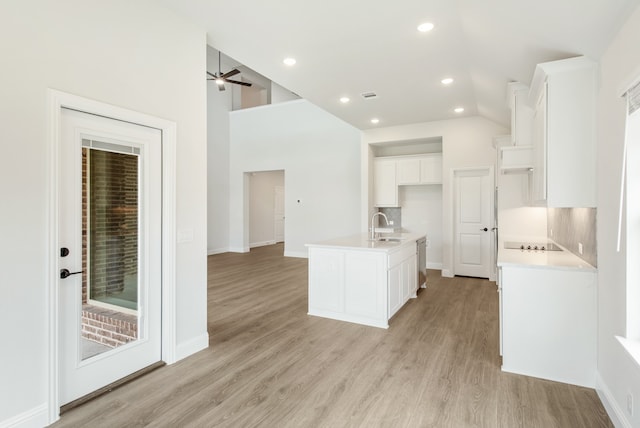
308,249,344,313
498,267,503,356
374,159,398,207
531,85,547,203
399,255,417,303
513,87,534,146
388,264,402,318
397,159,421,185
420,154,443,184
344,252,386,319
500,146,533,171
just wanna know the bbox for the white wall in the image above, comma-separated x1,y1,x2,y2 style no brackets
207,47,232,255
595,5,640,427
497,173,547,241
249,170,285,247
362,117,508,277
399,185,444,268
0,1,208,425
271,82,301,104
229,100,362,257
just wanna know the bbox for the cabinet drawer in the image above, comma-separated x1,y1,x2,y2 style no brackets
388,243,417,267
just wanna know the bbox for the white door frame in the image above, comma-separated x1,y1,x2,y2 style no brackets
451,166,495,281
274,185,285,243
46,89,177,424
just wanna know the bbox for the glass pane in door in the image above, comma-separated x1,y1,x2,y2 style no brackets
81,143,141,360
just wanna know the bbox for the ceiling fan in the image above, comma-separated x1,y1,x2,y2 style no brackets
207,51,252,91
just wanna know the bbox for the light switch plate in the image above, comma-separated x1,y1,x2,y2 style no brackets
177,229,194,243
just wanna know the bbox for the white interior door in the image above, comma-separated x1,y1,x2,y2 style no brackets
274,185,285,243
58,108,162,406
454,168,492,278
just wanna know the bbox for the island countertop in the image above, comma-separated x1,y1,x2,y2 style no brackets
306,232,425,253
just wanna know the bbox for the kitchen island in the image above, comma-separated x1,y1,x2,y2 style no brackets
306,232,424,328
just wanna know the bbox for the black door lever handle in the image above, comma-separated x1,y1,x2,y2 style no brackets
60,268,83,279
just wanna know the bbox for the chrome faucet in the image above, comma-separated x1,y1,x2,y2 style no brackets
370,212,389,240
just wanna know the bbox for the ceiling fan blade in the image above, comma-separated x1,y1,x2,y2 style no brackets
206,71,218,78
225,79,252,87
221,69,240,79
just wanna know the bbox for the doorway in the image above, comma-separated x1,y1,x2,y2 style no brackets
248,170,285,249
58,108,162,405
453,167,494,279
47,90,177,423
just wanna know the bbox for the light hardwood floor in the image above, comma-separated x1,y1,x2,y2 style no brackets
54,243,612,427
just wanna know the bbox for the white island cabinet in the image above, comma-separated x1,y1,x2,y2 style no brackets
306,233,422,329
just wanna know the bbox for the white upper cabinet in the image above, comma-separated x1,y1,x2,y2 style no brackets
396,158,421,184
373,158,398,207
396,153,443,185
508,82,534,147
528,56,597,207
374,154,443,207
500,145,533,172
496,83,533,175
419,154,443,184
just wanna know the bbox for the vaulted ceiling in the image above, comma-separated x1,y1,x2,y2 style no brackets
160,0,639,130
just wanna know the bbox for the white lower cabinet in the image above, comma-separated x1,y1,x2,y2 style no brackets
344,252,387,320
308,241,417,328
499,265,596,387
387,244,418,319
387,263,403,318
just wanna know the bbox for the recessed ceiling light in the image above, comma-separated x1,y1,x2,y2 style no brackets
441,78,454,85
283,57,296,66
340,97,350,103
417,22,434,32
370,118,380,124
454,107,464,113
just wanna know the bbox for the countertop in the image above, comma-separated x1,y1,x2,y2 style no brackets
497,241,596,272
306,232,425,253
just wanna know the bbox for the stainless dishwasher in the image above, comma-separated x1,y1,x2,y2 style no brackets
417,237,427,288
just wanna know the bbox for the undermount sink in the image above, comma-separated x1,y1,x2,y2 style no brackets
368,237,402,242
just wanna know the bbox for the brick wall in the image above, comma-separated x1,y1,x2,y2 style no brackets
81,305,138,348
80,147,139,349
83,148,138,301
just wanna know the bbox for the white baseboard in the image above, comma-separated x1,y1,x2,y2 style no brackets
284,250,308,258
596,371,631,428
227,247,250,253
308,309,388,329
441,269,453,278
0,403,48,428
250,240,276,248
207,247,229,255
426,262,443,270
175,332,209,363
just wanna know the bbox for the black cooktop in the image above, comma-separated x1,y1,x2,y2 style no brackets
503,241,563,252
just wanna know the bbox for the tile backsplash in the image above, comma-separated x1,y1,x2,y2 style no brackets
377,207,401,228
547,207,597,267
